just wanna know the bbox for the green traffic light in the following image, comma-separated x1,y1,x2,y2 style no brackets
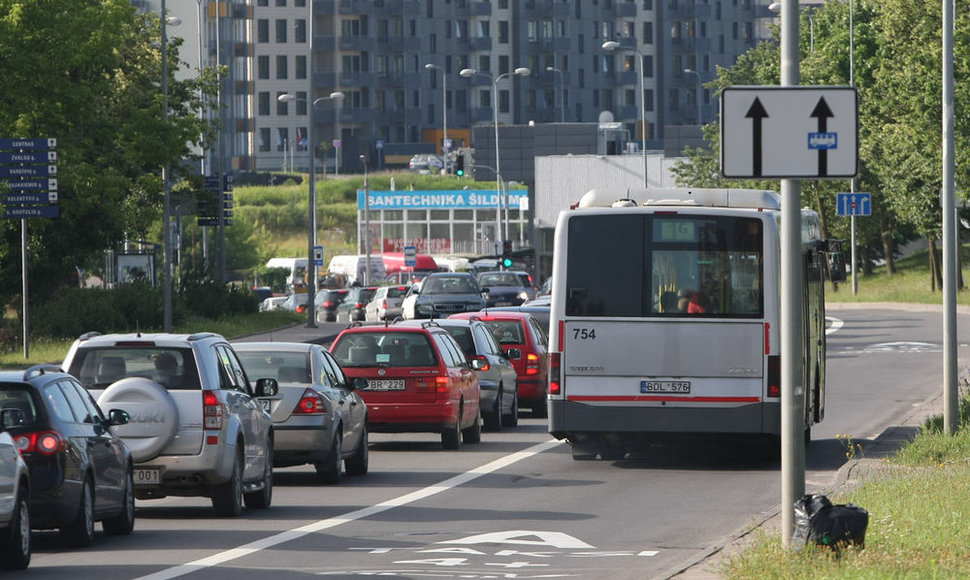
502,257,513,268
456,169,464,176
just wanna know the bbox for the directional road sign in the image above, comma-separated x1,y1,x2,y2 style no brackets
836,192,871,216
0,165,56,178
4,205,59,219
721,86,858,179
0,138,56,150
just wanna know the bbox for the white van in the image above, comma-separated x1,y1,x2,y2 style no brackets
327,254,387,285
265,257,307,293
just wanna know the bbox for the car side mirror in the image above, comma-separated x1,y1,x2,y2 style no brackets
470,358,486,370
0,408,24,431
506,347,522,360
107,408,130,427
480,286,490,296
255,377,279,397
350,377,368,391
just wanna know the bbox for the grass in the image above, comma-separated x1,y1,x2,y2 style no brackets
0,310,303,369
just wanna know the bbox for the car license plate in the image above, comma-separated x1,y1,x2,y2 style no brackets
640,380,691,394
134,468,160,485
369,379,405,391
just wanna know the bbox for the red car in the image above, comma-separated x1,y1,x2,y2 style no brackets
449,311,549,418
329,324,482,449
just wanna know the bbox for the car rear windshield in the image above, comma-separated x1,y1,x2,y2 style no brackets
237,351,311,384
332,331,439,368
478,273,522,287
482,321,525,345
386,286,409,298
68,347,202,390
0,385,41,428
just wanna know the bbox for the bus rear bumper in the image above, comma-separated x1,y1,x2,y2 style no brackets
547,398,781,442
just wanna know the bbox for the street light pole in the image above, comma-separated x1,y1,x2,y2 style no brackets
279,92,344,327
460,67,531,250
360,155,371,286
162,0,173,332
602,41,647,187
545,66,565,123
424,64,448,166
683,68,702,124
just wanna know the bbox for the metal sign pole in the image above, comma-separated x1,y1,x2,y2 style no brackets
21,219,29,359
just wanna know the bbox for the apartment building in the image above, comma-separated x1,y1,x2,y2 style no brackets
149,0,775,176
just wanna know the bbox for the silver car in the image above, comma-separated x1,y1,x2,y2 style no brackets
63,332,277,517
0,407,30,570
234,342,369,483
394,318,518,431
365,284,410,321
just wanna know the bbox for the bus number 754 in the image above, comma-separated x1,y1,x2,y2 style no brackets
572,328,597,340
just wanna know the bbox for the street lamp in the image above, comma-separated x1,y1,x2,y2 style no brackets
278,91,344,327
545,66,566,123
602,41,648,187
359,154,371,285
459,66,531,246
683,68,702,124
424,63,448,166
161,3,181,332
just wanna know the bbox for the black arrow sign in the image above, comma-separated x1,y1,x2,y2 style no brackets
811,97,834,177
745,98,768,177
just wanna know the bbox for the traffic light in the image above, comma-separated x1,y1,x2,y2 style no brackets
455,153,465,176
502,240,513,268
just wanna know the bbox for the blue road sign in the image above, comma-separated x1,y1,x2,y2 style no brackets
313,245,324,267
0,165,56,178
404,245,417,267
4,205,59,219
1,178,57,191
836,192,871,216
0,138,56,151
3,192,57,205
0,151,56,164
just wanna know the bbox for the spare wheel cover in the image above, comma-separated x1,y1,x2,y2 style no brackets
97,377,179,462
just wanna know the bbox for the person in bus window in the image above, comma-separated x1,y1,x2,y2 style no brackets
687,291,707,314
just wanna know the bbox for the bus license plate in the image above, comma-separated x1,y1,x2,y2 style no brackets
369,379,405,391
641,380,691,394
134,468,160,485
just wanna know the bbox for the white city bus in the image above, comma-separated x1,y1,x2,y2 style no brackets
546,188,846,460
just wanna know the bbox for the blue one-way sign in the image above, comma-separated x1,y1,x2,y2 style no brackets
836,192,871,216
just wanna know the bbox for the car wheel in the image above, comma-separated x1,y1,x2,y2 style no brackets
0,488,30,570
483,390,502,432
97,378,179,462
441,417,462,450
315,431,343,484
502,388,519,427
61,477,95,547
344,424,369,476
102,467,135,535
461,408,482,445
212,448,244,517
244,441,273,509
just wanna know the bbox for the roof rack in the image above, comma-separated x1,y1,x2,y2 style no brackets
24,364,64,381
78,331,102,341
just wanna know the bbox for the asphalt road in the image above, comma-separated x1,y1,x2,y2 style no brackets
19,306,962,579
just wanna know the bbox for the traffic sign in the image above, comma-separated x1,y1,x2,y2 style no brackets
4,205,59,219
404,245,417,267
0,165,56,178
0,151,56,164
836,192,871,216
720,86,858,179
2,178,57,191
3,192,57,205
0,138,56,150
313,245,324,267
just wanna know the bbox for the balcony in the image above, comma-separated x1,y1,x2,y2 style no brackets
381,36,422,52
339,36,371,51
470,1,491,16
469,107,493,123
313,35,336,51
312,108,338,124
337,0,366,14
311,0,334,15
616,3,637,17
617,70,638,86
469,36,492,51
340,71,376,86
313,72,336,86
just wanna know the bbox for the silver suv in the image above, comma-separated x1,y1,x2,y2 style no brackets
63,332,277,516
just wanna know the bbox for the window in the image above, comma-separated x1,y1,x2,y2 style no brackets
258,92,270,115
259,127,271,151
296,91,307,115
257,19,269,43
498,20,509,43
276,55,288,79
276,19,287,43
257,55,270,79
277,92,289,115
643,21,653,44
296,19,306,43
499,89,510,114
296,55,307,79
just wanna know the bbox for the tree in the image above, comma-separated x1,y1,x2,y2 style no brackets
0,0,217,309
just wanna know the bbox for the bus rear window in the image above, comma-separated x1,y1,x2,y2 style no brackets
565,214,764,318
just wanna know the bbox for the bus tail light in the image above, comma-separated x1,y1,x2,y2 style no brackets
767,355,781,398
548,352,561,395
203,390,224,429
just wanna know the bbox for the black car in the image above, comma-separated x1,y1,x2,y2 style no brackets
316,288,350,322
477,271,536,307
402,272,487,319
0,365,134,547
335,286,378,323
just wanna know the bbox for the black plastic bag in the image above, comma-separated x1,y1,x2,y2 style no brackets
793,494,869,551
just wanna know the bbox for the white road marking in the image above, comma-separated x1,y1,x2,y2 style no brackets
135,439,564,580
826,316,843,335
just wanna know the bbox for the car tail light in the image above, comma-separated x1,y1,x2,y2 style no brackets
435,376,451,394
525,352,540,375
323,301,335,308
474,355,490,372
203,390,224,429
14,431,65,455
293,389,328,414
767,355,781,398
549,352,561,395
296,304,306,314
355,302,366,308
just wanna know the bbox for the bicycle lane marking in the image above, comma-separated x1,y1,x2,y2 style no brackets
135,439,565,580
